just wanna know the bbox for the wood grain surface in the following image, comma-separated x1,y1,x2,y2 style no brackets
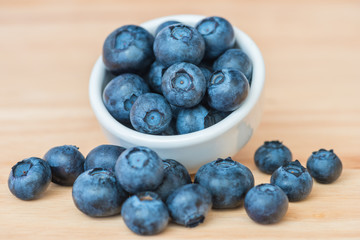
1,0,360,239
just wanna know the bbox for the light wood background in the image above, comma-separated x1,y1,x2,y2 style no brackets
0,0,359,239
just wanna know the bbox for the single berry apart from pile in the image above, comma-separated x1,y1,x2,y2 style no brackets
154,24,205,67
213,48,253,84
254,140,292,174
8,157,52,200
166,184,212,228
154,159,192,201
103,73,149,123
196,16,235,60
162,62,206,108
271,160,313,202
130,93,172,134
122,192,169,235
115,146,164,194
72,168,128,217
176,105,210,134
84,144,126,172
194,157,254,209
244,183,289,224
44,145,85,186
306,149,342,184
155,20,181,36
103,25,154,74
207,68,249,112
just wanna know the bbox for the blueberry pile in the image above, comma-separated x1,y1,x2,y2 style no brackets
8,140,342,235
102,16,252,135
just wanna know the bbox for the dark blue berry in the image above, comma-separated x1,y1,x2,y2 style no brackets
154,24,205,67
162,62,206,108
306,149,342,184
271,160,313,201
72,168,128,217
176,105,209,134
103,25,154,74
154,159,192,201
155,20,181,36
213,48,253,84
254,141,292,174
44,145,85,186
103,73,149,123
207,68,249,112
166,184,212,228
146,61,167,93
196,16,235,60
121,192,169,235
194,157,254,209
8,157,51,200
84,144,126,172
130,93,172,135
244,184,288,224
115,146,164,194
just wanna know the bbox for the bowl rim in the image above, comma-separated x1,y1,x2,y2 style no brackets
89,14,265,149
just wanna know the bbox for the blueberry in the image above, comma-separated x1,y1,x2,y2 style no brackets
146,61,167,93
154,159,192,201
8,157,51,200
166,184,212,228
103,25,154,74
254,140,292,174
103,73,149,123
271,160,313,202
204,109,231,127
84,144,126,172
213,48,253,84
176,105,209,134
306,149,342,184
115,146,164,194
194,157,254,209
121,192,169,235
130,93,172,135
162,62,206,108
44,145,85,186
244,183,289,224
155,20,181,36
199,66,212,82
154,24,205,67
72,168,128,217
207,68,249,112
196,16,235,60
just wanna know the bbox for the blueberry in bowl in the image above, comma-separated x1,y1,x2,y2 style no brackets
89,14,265,172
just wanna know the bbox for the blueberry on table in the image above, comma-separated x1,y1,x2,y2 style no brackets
166,184,212,228
196,16,235,60
115,146,164,194
271,160,313,202
244,183,289,224
72,168,128,217
146,61,167,93
207,68,249,112
254,140,292,174
213,48,253,84
162,62,206,108
154,24,205,67
306,149,342,184
155,20,181,36
121,192,169,235
176,105,209,134
154,159,192,201
44,145,85,186
103,25,154,74
130,93,172,135
84,144,126,172
103,73,149,123
8,157,51,200
194,157,254,209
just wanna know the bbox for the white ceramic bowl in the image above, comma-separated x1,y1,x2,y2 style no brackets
89,14,265,173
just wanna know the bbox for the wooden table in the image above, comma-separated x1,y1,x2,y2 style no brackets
1,0,359,239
